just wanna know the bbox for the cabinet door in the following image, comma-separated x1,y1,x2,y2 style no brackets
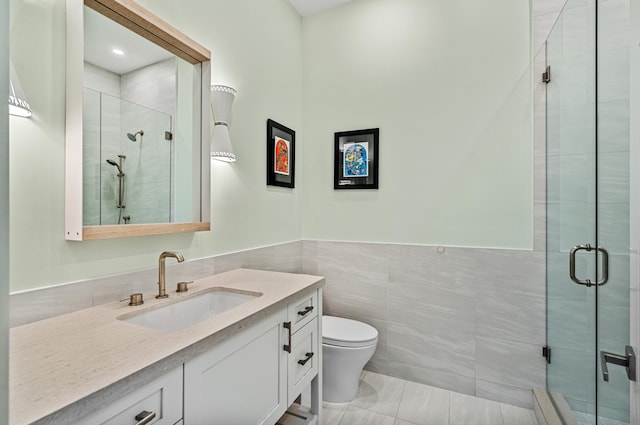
184,310,287,425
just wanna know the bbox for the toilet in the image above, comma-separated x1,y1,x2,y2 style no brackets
322,315,378,403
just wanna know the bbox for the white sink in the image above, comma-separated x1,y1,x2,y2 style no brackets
120,288,261,332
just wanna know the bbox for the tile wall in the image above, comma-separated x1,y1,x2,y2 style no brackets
111,58,177,225
115,98,173,224
533,0,567,55
304,241,546,409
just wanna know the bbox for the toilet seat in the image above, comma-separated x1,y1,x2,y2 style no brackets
322,316,378,348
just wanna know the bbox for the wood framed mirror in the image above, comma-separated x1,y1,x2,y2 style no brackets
65,0,211,240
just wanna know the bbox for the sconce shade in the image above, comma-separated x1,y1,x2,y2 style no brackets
8,60,32,117
210,85,237,162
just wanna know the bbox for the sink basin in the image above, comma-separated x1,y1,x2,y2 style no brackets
120,288,261,332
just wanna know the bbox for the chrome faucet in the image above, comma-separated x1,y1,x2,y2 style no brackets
157,251,184,299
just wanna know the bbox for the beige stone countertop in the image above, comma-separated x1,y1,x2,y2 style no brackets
10,268,325,425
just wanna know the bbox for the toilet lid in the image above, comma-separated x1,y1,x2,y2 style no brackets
322,316,378,347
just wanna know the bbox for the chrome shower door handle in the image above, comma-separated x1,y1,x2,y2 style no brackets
569,244,610,287
570,244,593,286
596,246,609,286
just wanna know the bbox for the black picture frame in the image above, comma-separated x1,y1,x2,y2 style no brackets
334,128,379,190
266,119,295,188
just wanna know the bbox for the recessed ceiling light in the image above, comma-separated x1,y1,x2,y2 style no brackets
112,48,124,55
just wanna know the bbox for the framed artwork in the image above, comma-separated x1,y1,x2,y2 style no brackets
266,119,295,188
334,128,379,190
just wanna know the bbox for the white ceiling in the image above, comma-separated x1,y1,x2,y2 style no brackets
83,0,351,76
289,0,353,16
84,7,173,75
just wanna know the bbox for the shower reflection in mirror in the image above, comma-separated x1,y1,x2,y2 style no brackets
80,4,204,227
105,155,128,224
82,52,176,226
127,130,144,142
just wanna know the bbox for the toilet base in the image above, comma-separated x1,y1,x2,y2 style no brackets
322,342,377,403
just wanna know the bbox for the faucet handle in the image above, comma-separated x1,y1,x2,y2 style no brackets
176,281,193,293
119,293,144,306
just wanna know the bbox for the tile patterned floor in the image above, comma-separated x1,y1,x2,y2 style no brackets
322,371,538,425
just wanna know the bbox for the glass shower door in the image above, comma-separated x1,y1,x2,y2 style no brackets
545,0,632,423
595,0,631,422
545,0,599,421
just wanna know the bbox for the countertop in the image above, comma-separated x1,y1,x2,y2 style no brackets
10,268,325,424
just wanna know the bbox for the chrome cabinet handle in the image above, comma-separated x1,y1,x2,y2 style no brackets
283,321,292,353
134,410,156,425
600,346,636,382
569,244,609,287
297,306,314,316
297,352,314,366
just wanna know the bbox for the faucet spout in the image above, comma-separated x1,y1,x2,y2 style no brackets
157,251,184,299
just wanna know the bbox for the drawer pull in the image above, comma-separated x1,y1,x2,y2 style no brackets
134,410,156,425
283,321,292,353
297,306,314,316
297,352,314,366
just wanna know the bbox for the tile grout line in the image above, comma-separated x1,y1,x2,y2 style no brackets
335,401,348,425
448,389,452,425
498,402,506,425
393,379,407,421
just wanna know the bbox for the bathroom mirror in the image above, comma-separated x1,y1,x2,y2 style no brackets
65,0,211,240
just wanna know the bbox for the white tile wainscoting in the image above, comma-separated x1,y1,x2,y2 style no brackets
303,240,546,410
11,239,546,410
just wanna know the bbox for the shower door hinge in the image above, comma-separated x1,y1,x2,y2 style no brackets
542,345,551,364
542,66,551,83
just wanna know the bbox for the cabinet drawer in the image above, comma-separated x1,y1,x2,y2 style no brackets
287,290,318,333
287,317,319,405
79,366,183,425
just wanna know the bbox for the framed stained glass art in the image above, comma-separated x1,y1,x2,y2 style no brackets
266,119,295,188
334,128,379,190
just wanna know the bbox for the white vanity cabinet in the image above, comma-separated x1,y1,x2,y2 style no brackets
10,269,325,425
78,366,183,425
183,289,322,425
183,308,288,424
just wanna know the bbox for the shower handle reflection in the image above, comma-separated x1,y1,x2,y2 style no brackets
105,154,128,224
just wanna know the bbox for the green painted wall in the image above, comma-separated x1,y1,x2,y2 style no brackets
9,0,303,292
301,0,533,248
9,0,534,293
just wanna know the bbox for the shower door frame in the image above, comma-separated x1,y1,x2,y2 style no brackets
629,0,640,423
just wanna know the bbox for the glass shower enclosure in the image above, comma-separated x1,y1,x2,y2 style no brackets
83,88,174,226
544,0,632,423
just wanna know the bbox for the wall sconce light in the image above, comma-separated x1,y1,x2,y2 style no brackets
210,85,237,162
8,60,32,118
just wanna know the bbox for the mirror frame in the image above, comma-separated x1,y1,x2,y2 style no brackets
65,0,211,240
